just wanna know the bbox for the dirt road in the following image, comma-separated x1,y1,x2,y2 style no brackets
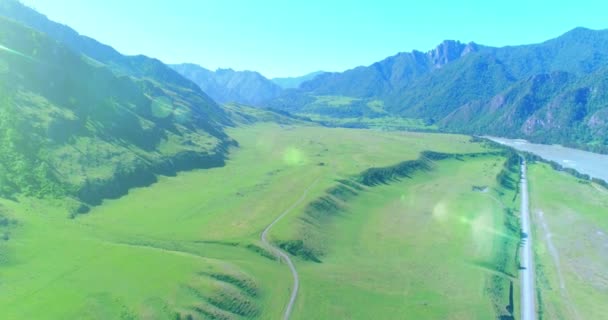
261,180,318,320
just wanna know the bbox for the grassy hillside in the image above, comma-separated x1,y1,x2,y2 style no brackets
528,163,608,319
0,17,231,205
270,152,521,319
0,123,511,319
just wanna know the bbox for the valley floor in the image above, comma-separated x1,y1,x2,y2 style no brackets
291,153,520,319
0,122,603,319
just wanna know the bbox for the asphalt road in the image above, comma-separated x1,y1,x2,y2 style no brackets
520,160,536,320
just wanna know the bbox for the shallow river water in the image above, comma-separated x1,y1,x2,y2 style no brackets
486,137,608,181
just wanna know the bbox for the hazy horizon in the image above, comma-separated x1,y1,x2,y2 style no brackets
20,0,608,78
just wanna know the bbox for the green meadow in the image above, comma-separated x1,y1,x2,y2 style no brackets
1,122,521,319
285,154,521,319
528,163,608,320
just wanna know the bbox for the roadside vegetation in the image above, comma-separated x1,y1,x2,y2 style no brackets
528,163,608,320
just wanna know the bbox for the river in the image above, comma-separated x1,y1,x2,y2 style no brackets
485,137,608,182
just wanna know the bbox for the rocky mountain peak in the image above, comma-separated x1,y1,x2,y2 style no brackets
427,40,478,68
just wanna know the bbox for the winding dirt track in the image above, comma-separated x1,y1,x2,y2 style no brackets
260,179,318,320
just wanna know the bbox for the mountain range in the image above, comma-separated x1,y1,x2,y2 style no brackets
0,0,607,207
271,71,325,89
165,22,608,153
170,64,326,105
264,28,608,152
170,63,283,106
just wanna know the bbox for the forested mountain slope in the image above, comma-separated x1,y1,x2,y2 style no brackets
266,27,608,151
0,14,233,206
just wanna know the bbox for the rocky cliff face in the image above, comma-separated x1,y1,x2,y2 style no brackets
427,40,478,68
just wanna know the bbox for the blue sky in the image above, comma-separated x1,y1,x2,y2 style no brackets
22,0,608,78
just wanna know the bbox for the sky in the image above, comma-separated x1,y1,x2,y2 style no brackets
21,0,608,78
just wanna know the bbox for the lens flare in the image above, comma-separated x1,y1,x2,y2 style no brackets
0,43,39,62
459,214,512,239
283,147,306,166
432,201,448,222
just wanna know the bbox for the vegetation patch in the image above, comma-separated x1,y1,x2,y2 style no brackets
277,239,321,262
0,207,17,263
190,305,234,320
201,272,260,298
484,154,521,319
496,152,520,191
244,243,276,261
472,185,489,192
205,286,260,318
358,158,432,186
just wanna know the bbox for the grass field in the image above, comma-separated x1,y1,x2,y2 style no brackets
302,114,436,131
282,154,521,319
528,163,608,320
0,122,523,319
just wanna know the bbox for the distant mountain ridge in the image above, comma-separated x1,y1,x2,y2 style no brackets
267,27,608,152
297,40,481,98
171,63,283,106
271,71,325,89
